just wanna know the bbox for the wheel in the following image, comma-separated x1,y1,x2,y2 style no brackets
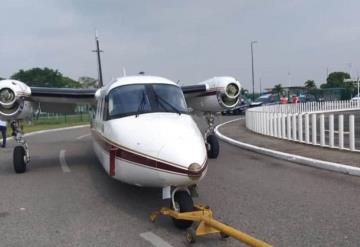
13,146,27,173
207,135,219,159
186,228,196,243
171,191,194,229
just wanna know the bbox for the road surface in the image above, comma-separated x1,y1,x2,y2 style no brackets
0,116,359,246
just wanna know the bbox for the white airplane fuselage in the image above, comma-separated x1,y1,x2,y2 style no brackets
91,76,208,188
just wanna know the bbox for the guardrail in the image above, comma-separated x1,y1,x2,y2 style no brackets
246,100,360,152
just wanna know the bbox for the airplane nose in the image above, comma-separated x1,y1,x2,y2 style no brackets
157,132,207,185
106,113,207,185
158,135,206,170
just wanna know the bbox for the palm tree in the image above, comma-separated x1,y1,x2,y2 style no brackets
272,84,284,97
304,80,317,90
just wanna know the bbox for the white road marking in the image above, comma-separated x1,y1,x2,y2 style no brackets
140,232,174,247
76,133,91,140
59,150,71,173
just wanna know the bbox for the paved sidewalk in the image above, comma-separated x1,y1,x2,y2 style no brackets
218,118,360,168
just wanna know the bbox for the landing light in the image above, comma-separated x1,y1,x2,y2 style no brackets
189,163,201,172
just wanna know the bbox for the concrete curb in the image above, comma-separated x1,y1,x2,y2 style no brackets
5,124,89,142
215,118,360,176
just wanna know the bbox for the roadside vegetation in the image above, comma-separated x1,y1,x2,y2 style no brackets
5,114,90,137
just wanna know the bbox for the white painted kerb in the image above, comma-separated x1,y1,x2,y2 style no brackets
215,118,360,176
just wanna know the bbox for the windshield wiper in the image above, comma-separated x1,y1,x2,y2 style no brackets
153,92,181,115
136,91,147,117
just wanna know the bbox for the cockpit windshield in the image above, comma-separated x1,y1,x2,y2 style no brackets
108,84,187,119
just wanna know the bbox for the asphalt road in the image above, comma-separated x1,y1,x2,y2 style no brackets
1,116,360,247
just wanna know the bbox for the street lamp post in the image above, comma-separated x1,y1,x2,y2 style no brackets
357,77,359,107
251,41,257,101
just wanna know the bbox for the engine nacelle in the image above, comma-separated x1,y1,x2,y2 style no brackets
0,80,32,120
187,76,241,112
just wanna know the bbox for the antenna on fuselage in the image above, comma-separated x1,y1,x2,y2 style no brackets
92,30,104,88
122,67,127,77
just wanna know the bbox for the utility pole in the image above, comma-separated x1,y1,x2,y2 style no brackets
251,41,257,101
357,76,359,101
92,31,104,88
259,77,262,95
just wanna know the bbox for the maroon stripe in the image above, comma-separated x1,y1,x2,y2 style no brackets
91,129,207,176
109,148,116,176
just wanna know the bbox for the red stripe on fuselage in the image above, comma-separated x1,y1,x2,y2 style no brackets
109,147,117,176
91,129,207,176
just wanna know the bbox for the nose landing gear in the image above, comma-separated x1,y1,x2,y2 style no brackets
11,120,30,173
170,189,194,229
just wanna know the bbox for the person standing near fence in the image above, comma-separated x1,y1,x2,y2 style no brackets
0,119,7,148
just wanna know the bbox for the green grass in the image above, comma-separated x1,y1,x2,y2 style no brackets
5,114,90,137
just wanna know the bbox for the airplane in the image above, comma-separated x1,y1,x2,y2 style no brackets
0,34,241,229
0,74,240,228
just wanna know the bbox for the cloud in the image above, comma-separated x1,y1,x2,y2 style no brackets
1,0,360,89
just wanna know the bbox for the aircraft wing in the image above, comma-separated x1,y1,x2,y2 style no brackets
181,77,241,113
0,79,96,119
29,87,96,114
30,87,96,104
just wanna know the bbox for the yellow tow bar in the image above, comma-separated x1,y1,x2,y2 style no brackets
150,204,273,246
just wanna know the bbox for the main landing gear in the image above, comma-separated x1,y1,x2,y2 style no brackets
204,113,219,159
11,120,30,173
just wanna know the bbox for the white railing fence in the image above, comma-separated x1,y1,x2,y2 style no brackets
246,100,360,152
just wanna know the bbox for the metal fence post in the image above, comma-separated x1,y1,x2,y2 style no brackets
298,113,303,142
287,114,292,140
329,114,334,148
278,113,282,138
292,114,297,141
339,114,344,149
320,114,325,146
282,114,286,138
269,113,274,136
312,113,317,145
305,114,310,144
273,114,278,137
349,115,355,151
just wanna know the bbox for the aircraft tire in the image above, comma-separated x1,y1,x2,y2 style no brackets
171,191,194,229
207,135,219,159
13,146,27,174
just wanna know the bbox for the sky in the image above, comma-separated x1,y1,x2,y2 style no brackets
1,0,360,90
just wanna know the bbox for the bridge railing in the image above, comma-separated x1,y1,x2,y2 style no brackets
245,100,360,152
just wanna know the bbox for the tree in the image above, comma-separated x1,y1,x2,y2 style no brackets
321,72,350,89
11,67,81,88
78,76,98,88
272,84,284,97
320,71,356,99
304,80,317,90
